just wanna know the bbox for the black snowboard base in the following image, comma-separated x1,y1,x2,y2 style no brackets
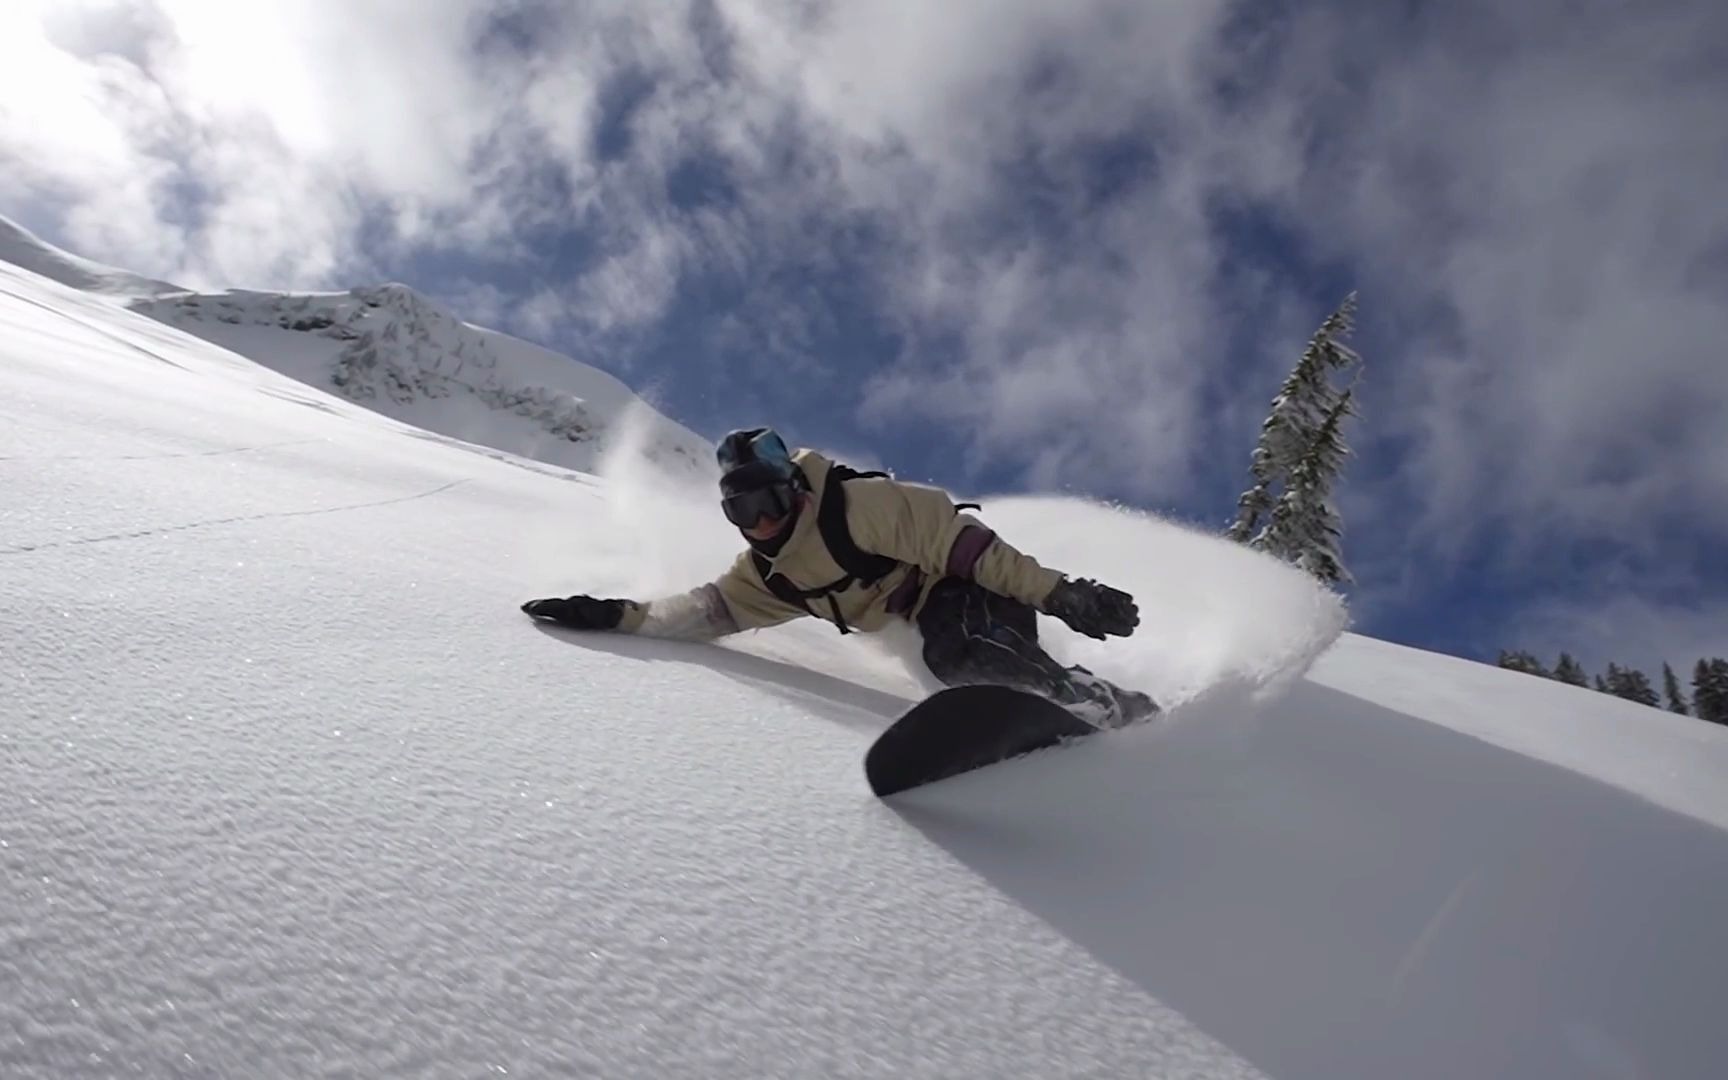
864,684,1101,796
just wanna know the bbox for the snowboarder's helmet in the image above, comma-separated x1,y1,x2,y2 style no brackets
717,427,798,529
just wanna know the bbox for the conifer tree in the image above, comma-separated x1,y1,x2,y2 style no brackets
1601,663,1622,695
1497,650,1551,678
1662,662,1690,715
1257,390,1357,584
1227,293,1362,587
1553,653,1589,687
1695,659,1728,726
1714,659,1728,719
1624,669,1660,708
1604,664,1660,708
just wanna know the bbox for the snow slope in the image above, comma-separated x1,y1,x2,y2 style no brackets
0,215,711,480
5,241,1728,1079
0,217,184,298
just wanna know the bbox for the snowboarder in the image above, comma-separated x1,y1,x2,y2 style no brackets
521,427,1158,726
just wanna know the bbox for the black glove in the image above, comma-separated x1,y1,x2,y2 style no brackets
520,595,627,631
1042,578,1139,640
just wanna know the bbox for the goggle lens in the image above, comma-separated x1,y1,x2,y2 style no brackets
722,483,793,528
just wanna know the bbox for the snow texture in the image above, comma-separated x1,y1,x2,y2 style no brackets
6,226,1728,1079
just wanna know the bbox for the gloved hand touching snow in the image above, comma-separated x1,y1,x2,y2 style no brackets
520,595,627,631
1041,578,1139,640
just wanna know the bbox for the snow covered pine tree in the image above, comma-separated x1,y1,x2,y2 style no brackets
1227,293,1363,585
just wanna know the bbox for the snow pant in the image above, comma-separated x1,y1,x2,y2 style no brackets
915,577,1085,699
915,577,1160,725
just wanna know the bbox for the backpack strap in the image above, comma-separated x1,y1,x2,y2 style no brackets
752,549,863,633
749,462,902,635
817,465,899,586
752,550,819,616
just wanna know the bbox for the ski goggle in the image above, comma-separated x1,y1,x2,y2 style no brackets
721,479,796,529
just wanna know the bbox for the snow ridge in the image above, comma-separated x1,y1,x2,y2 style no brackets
129,283,709,476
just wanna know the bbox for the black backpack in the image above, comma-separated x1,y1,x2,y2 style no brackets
751,464,901,635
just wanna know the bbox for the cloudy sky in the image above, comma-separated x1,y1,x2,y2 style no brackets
4,0,1725,683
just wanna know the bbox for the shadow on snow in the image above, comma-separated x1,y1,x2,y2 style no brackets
885,680,1728,1080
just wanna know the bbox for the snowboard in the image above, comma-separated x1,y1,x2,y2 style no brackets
864,684,1101,796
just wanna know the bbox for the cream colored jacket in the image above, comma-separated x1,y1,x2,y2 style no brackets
615,449,1065,640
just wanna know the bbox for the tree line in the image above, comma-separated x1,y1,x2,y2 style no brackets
1497,650,1728,725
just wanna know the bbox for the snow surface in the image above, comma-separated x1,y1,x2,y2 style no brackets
6,234,1728,1078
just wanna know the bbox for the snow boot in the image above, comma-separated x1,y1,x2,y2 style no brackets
1050,666,1160,729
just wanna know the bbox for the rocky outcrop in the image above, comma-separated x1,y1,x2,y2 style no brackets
131,284,670,461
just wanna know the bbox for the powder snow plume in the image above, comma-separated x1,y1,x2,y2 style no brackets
975,497,1350,709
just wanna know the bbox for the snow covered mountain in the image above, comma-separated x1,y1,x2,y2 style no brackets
0,217,710,479
5,227,1728,1079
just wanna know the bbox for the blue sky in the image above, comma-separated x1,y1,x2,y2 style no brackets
3,0,1726,681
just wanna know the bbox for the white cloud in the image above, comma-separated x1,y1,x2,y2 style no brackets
708,1,1243,499
1,0,510,287
1276,4,1728,556
2,0,1724,596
